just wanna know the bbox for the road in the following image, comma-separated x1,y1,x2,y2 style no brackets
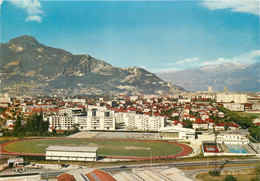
179,106,185,122
38,158,259,178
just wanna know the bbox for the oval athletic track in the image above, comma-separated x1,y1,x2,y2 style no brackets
0,138,193,160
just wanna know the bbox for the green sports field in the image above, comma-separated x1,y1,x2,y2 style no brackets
4,139,183,157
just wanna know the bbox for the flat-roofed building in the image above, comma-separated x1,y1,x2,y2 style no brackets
217,93,247,103
46,146,98,161
223,103,244,111
115,112,166,131
159,126,195,140
7,157,24,167
217,134,250,145
47,108,116,131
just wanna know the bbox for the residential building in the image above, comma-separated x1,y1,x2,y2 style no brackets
217,93,248,104
192,119,208,130
47,108,116,131
223,103,244,111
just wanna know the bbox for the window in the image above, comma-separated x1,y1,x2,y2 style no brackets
105,112,110,117
92,109,97,117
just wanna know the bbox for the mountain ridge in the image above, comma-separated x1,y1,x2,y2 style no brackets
0,35,184,95
157,62,260,92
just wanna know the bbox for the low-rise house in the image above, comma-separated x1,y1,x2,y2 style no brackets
201,113,209,121
172,111,179,117
227,123,240,130
218,112,225,118
189,115,196,121
192,119,208,130
215,123,225,130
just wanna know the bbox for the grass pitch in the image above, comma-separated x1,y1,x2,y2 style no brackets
4,139,183,157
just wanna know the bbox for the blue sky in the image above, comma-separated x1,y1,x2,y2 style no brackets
1,0,259,73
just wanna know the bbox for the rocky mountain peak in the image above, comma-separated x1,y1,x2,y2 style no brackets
0,35,184,95
7,35,40,46
6,35,42,53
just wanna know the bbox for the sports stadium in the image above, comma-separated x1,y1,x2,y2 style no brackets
0,138,192,160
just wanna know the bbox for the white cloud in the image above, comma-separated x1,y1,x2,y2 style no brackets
154,49,260,73
149,57,201,73
216,50,260,64
174,57,200,65
9,0,44,22
201,0,259,16
26,15,42,22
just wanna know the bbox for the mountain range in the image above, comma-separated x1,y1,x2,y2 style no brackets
157,62,260,92
0,35,184,96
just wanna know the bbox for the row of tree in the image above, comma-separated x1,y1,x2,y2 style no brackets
218,106,260,142
3,112,79,137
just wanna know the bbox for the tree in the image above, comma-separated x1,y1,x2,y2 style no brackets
24,112,49,135
72,123,80,133
250,178,259,181
224,175,238,181
254,166,260,177
183,120,193,128
13,116,22,134
224,124,229,131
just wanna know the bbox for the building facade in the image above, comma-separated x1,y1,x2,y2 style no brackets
159,126,195,140
47,108,116,131
46,146,98,161
217,93,248,104
115,112,166,131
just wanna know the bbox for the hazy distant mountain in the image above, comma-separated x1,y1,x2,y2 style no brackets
157,63,260,92
0,35,184,95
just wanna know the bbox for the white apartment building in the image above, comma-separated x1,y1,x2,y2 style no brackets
223,103,244,111
178,98,191,103
217,93,247,104
115,112,166,131
59,108,86,116
134,114,166,131
63,98,87,104
48,108,116,131
0,93,11,103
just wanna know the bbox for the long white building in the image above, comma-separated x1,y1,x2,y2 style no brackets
46,146,98,161
223,103,244,111
47,108,116,131
217,134,250,145
115,112,166,131
159,126,195,140
217,93,247,103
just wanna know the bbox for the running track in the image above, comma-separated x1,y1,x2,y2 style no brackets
0,138,193,160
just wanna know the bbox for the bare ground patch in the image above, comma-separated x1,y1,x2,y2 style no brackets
124,146,151,150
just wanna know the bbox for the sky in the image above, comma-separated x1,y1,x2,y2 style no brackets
1,0,259,73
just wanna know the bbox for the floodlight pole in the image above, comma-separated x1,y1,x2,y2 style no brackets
150,152,152,169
